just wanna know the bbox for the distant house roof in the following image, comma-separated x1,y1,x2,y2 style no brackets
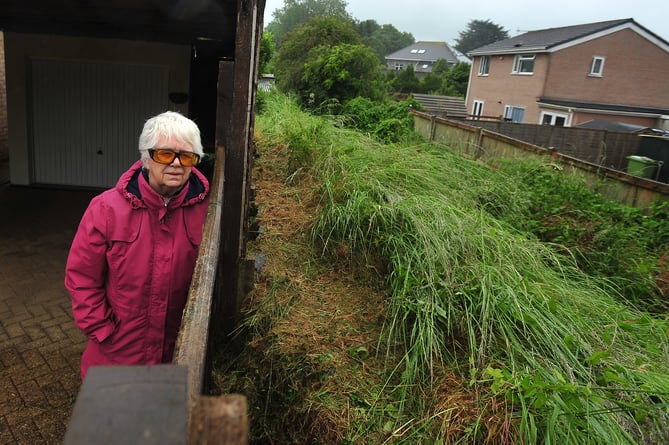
412,94,468,119
386,41,459,64
452,48,471,64
468,18,669,56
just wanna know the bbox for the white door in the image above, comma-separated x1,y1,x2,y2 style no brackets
31,58,168,188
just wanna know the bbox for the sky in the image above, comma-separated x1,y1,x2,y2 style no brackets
262,0,669,44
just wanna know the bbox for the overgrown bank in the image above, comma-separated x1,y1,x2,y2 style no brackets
211,93,669,444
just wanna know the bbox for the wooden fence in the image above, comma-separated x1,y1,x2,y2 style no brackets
463,118,643,170
412,110,669,210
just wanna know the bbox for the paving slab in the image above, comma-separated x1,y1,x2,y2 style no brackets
0,185,99,444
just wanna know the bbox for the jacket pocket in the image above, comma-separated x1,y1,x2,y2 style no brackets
106,215,145,313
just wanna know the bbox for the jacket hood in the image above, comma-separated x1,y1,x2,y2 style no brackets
115,160,209,208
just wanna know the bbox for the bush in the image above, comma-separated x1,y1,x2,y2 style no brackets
493,159,668,310
341,96,421,144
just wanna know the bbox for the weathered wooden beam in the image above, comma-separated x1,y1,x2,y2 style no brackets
63,365,188,445
174,144,225,411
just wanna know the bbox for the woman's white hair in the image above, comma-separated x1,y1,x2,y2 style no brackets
138,111,204,166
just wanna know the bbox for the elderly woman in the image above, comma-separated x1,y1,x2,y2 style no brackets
65,111,210,379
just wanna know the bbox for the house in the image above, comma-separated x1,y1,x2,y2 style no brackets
258,74,276,92
385,41,460,77
465,18,669,129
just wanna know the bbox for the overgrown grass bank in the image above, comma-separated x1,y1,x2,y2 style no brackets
213,92,669,444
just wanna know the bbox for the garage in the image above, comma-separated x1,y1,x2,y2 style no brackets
31,58,168,187
3,31,192,188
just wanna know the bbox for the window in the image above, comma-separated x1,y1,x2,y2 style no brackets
540,111,568,126
503,105,525,123
478,56,490,76
512,54,535,74
589,56,605,76
393,63,405,71
472,100,484,119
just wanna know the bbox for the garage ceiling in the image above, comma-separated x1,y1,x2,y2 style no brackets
0,0,238,54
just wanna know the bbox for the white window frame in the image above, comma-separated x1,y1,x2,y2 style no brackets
503,105,525,123
472,100,484,119
540,111,569,126
393,63,405,71
478,55,490,76
512,54,535,74
589,56,605,77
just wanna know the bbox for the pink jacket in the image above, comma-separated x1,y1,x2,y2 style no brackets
65,160,209,379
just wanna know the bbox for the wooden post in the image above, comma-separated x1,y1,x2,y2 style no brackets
216,0,264,332
474,127,484,159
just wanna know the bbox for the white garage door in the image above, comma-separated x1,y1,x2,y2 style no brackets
31,58,168,188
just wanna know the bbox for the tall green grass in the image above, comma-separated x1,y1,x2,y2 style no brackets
257,93,669,443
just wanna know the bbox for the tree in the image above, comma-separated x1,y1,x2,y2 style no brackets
419,72,443,94
274,16,360,97
265,0,352,49
356,21,414,61
258,30,276,75
391,64,420,94
454,19,509,54
303,43,383,107
431,58,451,76
440,62,471,97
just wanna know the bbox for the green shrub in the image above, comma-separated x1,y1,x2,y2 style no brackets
492,159,668,310
341,96,420,143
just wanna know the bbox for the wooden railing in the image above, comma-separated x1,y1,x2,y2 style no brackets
174,144,225,410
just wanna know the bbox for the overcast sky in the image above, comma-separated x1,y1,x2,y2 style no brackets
262,0,669,44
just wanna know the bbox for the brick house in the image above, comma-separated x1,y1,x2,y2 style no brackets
385,41,461,77
465,18,669,129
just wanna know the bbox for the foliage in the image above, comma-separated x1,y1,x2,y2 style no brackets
258,30,275,75
356,20,415,62
454,19,510,54
302,43,384,108
341,96,421,144
390,64,420,93
265,0,352,49
441,61,471,96
419,72,443,94
491,159,669,310
385,60,470,97
274,16,360,103
244,92,669,443
431,58,452,76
